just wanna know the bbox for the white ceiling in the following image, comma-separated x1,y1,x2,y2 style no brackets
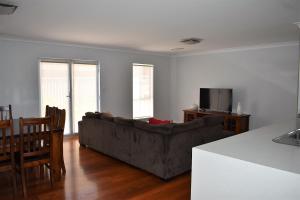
0,0,299,54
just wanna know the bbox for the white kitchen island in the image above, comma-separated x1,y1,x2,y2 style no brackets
191,119,300,200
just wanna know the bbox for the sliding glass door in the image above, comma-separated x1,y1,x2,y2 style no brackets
39,59,100,135
40,61,71,134
73,63,99,133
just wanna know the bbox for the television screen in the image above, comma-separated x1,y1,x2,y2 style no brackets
200,88,232,112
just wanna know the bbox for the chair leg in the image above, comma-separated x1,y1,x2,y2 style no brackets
40,165,44,179
25,169,28,181
61,158,66,175
21,167,27,198
60,134,66,175
11,170,17,197
49,167,54,187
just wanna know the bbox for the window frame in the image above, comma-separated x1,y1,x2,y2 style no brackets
132,63,154,119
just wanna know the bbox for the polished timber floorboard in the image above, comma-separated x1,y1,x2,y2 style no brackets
0,136,191,200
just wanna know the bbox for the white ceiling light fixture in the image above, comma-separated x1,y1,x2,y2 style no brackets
0,3,18,15
181,38,203,45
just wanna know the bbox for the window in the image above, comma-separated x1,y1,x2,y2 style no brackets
132,63,154,119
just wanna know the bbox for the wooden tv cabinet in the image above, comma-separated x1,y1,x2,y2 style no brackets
183,109,250,134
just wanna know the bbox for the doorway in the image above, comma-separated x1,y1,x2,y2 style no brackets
39,59,100,134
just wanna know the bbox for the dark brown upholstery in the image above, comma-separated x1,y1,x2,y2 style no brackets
79,113,229,180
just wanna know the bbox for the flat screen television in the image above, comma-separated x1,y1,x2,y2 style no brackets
200,88,232,113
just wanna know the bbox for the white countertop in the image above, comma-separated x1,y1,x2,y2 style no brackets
196,119,300,175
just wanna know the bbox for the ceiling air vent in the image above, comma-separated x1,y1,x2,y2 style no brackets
0,3,18,15
170,47,184,51
181,38,203,45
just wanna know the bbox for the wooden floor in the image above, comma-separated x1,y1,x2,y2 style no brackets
0,136,191,200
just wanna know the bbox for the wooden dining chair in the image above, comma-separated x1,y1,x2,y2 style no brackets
0,119,17,196
45,105,66,175
17,117,54,198
0,105,12,120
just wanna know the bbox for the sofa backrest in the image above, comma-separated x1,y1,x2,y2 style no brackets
202,115,223,126
114,117,134,126
172,118,204,134
82,112,223,136
134,120,173,135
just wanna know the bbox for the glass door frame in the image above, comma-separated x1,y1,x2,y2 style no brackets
38,58,101,135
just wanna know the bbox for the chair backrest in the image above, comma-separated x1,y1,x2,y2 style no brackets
45,105,66,131
0,105,12,120
19,117,52,159
0,119,14,163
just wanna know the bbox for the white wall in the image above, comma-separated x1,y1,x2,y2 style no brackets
1,37,298,130
0,38,171,119
170,44,299,129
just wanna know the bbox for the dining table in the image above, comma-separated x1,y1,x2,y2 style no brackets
9,118,64,181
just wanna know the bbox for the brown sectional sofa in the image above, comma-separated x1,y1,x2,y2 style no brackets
78,112,233,180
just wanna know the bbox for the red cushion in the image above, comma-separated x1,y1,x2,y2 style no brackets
149,118,172,125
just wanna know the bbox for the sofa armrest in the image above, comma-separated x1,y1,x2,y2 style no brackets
163,128,205,179
163,122,224,179
78,120,87,145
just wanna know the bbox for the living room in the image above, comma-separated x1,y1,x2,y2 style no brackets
0,0,300,199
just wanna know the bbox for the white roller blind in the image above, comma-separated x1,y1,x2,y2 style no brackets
133,64,153,119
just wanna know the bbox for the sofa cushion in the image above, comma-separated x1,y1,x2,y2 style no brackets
85,112,94,117
149,117,172,125
85,112,102,119
134,120,173,135
114,117,134,126
172,118,204,134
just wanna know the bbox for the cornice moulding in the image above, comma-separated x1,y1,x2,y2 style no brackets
175,41,299,57
0,34,171,57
